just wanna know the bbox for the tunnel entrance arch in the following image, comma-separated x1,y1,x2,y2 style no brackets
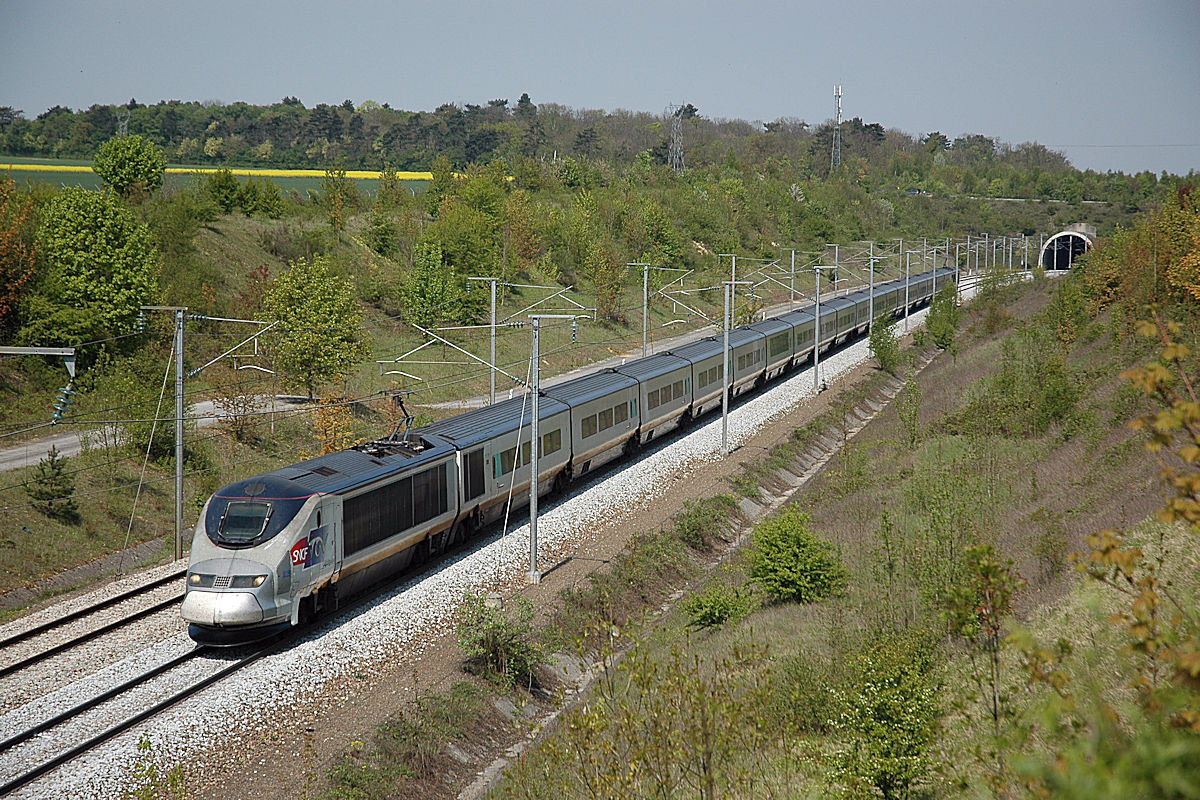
1039,224,1095,271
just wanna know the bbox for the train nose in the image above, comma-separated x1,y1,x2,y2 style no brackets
183,557,272,626
181,590,265,625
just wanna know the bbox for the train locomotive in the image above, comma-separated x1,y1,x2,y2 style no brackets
182,267,954,644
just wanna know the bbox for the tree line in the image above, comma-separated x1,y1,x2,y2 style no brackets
0,96,1183,209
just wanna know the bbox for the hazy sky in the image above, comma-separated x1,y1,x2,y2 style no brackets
3,0,1198,175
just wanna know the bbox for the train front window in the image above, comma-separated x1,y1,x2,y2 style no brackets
218,501,272,544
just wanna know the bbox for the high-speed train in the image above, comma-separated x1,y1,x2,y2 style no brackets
182,267,954,643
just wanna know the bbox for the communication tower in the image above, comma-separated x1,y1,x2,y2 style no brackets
666,104,685,174
830,85,842,172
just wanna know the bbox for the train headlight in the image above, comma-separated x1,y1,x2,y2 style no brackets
230,574,269,588
189,573,201,585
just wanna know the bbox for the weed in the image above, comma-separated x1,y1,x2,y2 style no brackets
456,594,544,689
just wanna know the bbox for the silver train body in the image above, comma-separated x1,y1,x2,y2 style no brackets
183,268,954,644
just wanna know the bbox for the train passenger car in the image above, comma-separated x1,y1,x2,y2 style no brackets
612,353,693,444
543,371,640,477
668,337,726,417
776,309,816,367
418,395,571,527
746,318,793,381
183,434,458,644
723,328,768,395
823,296,857,345
842,289,874,336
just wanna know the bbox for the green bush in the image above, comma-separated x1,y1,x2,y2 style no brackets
681,582,755,630
746,507,847,604
456,593,544,688
926,284,960,349
869,313,902,374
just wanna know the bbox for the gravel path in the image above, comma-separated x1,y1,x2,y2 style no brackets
1,303,943,799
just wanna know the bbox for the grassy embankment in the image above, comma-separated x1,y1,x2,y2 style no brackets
479,267,1190,798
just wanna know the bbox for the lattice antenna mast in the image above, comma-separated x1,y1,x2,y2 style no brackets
830,85,842,172
666,103,685,174
117,109,130,138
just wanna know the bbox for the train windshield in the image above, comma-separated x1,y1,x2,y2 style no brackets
218,501,272,544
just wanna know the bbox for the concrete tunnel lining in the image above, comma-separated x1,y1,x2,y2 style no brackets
1039,230,1094,271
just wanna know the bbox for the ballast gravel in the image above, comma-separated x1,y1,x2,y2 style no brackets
2,304,943,799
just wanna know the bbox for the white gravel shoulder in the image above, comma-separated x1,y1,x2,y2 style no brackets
7,303,949,799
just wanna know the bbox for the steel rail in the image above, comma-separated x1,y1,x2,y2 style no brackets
0,594,184,679
0,568,186,650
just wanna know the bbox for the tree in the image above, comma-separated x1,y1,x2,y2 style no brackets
20,187,157,347
0,175,38,337
26,445,80,523
401,240,471,326
92,134,167,200
264,255,368,399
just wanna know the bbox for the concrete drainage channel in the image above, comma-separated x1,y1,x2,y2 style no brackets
459,350,937,799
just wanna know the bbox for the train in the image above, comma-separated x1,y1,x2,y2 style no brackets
182,267,955,644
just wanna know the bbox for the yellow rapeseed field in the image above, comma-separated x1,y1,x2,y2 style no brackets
0,163,433,180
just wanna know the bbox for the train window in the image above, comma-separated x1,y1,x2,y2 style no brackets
598,407,614,431
631,397,637,417
647,388,660,410
697,371,707,391
770,333,789,358
496,447,518,477
614,401,628,424
521,440,532,466
217,501,272,544
582,414,598,439
541,428,562,456
672,379,683,399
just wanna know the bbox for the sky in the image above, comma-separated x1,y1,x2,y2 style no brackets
2,0,1198,175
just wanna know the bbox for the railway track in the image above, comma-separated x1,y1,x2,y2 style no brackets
0,569,185,679
0,642,273,796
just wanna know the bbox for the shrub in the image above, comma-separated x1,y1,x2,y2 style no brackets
926,284,960,349
456,593,544,688
869,313,902,374
746,507,847,604
673,494,738,550
681,582,755,630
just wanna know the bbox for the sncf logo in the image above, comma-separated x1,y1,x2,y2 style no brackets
290,537,309,567
291,529,326,569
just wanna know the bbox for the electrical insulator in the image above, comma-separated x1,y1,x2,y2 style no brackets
571,320,577,342
136,310,147,332
51,381,76,422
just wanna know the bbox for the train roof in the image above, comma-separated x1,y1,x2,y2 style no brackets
541,370,637,407
416,393,569,449
218,433,456,498
746,317,791,336
668,326,763,362
776,308,815,327
611,352,691,382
